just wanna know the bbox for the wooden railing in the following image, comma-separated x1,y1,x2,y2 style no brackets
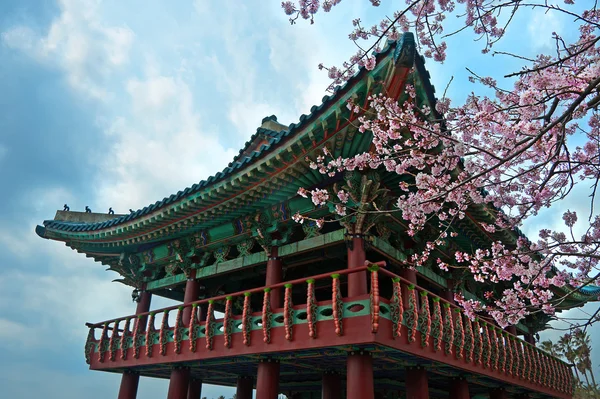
85,264,574,396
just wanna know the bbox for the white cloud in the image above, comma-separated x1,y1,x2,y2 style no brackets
95,72,236,211
1,0,134,100
527,9,564,51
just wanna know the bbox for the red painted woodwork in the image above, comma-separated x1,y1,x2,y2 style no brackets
489,388,508,399
256,359,280,399
505,326,517,336
117,370,139,399
136,289,152,331
88,266,572,399
405,368,428,399
187,379,202,399
236,376,254,399
321,372,341,399
524,334,536,346
266,248,283,309
449,378,469,399
183,271,200,324
347,236,367,297
347,352,374,399
167,367,190,399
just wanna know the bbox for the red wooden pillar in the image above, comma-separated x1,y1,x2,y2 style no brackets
322,371,341,399
266,247,283,308
236,376,254,399
187,379,202,399
347,235,367,297
182,270,200,324
489,388,508,399
167,367,190,399
449,377,469,399
524,333,536,346
117,288,152,399
400,268,417,309
347,351,374,399
118,370,140,399
256,358,280,399
441,279,455,304
505,326,517,336
405,367,428,399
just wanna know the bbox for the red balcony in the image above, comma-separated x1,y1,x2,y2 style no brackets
85,265,574,398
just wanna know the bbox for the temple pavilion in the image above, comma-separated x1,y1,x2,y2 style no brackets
36,33,599,399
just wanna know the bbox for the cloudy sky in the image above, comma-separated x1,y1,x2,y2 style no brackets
0,1,597,398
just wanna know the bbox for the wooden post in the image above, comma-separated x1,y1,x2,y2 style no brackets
400,268,417,309
405,367,428,399
256,359,280,399
167,367,190,399
182,270,200,324
449,377,469,399
187,379,202,399
117,288,151,399
347,235,367,297
322,371,341,399
347,351,374,399
236,376,254,399
117,370,140,399
266,247,283,308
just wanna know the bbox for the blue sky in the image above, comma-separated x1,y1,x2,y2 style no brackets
0,1,597,398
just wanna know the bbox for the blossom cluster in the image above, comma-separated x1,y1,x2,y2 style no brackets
283,0,600,328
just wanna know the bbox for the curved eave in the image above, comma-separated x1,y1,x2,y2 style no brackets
37,34,427,248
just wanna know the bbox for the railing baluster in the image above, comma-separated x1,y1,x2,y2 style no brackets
262,289,272,344
491,327,498,371
431,297,442,351
284,284,294,341
331,275,343,336
205,300,214,350
307,279,317,339
443,303,453,355
146,312,156,357
108,320,119,361
224,296,233,348
85,327,96,365
417,292,431,347
242,293,252,346
474,319,482,365
159,310,169,356
98,323,108,363
464,315,473,363
120,318,131,360
482,324,490,369
133,316,142,359
519,341,527,380
406,285,418,344
453,309,464,359
369,266,380,334
189,304,198,353
390,277,403,339
506,333,513,376
174,306,183,354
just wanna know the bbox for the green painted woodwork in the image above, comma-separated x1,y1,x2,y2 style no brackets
147,273,187,290
147,230,346,291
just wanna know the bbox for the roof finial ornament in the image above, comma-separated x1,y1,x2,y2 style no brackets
108,207,115,215
63,204,70,211
85,206,92,213
129,209,134,214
